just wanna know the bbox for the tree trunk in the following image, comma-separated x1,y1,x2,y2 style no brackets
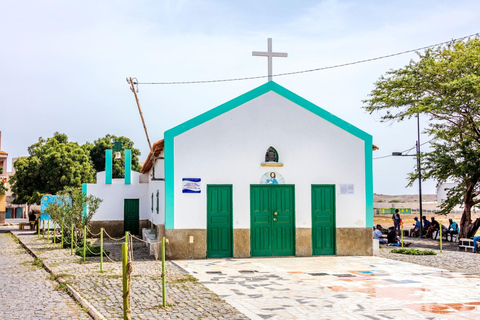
461,217,480,238
459,200,480,238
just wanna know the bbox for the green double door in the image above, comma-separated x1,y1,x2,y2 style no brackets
312,185,336,255
207,185,233,258
250,185,295,257
124,199,140,235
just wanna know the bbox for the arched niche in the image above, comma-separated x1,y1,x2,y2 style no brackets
265,146,279,163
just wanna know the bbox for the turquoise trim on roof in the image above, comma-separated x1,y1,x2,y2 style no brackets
164,81,373,229
124,149,131,185
105,150,112,184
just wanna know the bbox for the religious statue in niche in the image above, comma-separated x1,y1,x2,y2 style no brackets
265,146,279,163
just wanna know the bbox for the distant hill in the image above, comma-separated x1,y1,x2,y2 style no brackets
374,194,437,203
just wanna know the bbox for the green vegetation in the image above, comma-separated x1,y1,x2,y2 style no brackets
44,186,102,244
9,132,141,203
364,38,480,238
32,258,44,267
84,134,141,179
172,275,198,283
0,168,7,195
10,132,95,204
390,248,437,255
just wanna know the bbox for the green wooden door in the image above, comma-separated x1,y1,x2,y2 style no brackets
207,185,233,258
251,185,295,257
312,185,336,255
124,199,140,235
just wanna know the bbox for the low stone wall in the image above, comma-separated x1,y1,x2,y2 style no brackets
89,219,149,238
165,229,206,259
164,227,373,259
336,228,373,256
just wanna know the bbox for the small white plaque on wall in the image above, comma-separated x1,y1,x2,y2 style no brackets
182,178,201,193
340,184,354,194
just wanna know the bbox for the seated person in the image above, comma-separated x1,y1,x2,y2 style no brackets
373,224,387,244
438,224,448,239
474,235,480,253
422,216,430,235
28,211,37,230
410,217,421,237
387,227,398,244
446,218,459,241
425,217,440,239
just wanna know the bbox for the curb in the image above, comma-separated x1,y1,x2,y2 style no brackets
11,231,107,320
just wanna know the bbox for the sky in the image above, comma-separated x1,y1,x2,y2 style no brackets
1,0,480,195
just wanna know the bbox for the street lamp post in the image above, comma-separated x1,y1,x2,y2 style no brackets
392,114,423,237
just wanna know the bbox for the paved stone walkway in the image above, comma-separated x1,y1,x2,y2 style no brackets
12,230,247,319
175,257,480,319
0,231,91,320
7,224,480,319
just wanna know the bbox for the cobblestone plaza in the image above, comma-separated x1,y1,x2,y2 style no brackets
1,225,480,319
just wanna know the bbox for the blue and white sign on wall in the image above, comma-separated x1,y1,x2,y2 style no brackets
182,178,201,193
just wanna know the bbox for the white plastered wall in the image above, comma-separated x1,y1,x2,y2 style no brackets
173,91,366,230
87,171,149,221
147,155,165,226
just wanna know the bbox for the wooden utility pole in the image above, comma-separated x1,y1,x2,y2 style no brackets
127,77,153,155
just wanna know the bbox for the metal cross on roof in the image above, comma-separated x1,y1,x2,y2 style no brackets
252,38,288,82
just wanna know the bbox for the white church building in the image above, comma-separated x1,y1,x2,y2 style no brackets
85,80,374,259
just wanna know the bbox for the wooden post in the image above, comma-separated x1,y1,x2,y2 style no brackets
401,223,404,248
47,220,50,240
440,224,443,253
71,223,74,255
100,228,104,272
61,224,64,248
122,243,130,319
38,219,41,237
83,226,87,262
162,237,166,308
53,223,56,244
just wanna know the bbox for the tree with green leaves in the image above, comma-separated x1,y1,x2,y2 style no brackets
10,132,95,204
45,186,102,243
0,168,7,195
364,38,480,238
84,134,141,180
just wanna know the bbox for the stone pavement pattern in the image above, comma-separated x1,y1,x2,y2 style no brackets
0,231,91,320
12,230,248,320
379,236,480,275
175,256,480,320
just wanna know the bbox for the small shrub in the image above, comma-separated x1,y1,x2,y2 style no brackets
390,248,437,255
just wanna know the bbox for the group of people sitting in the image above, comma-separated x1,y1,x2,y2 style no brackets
410,216,459,241
373,224,411,246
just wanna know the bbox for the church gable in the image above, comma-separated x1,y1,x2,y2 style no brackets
164,81,373,230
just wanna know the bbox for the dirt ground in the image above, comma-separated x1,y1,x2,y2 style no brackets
372,194,479,229
374,194,437,203
374,213,466,230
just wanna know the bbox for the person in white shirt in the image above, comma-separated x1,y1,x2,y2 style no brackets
373,224,387,244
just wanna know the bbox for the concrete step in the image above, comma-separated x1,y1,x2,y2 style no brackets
141,228,158,256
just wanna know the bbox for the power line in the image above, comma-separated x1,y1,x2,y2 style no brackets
373,139,434,160
135,32,479,86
